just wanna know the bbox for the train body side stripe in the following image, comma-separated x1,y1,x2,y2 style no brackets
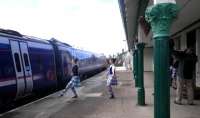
0,80,16,87
0,76,44,87
32,74,43,80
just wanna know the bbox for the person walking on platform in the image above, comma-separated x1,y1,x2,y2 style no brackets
60,58,80,98
170,55,179,89
106,58,117,99
174,48,197,105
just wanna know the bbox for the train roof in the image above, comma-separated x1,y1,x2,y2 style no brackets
0,28,22,36
50,38,72,47
23,35,50,44
73,48,106,57
0,28,50,44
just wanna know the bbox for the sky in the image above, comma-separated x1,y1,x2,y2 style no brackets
0,0,127,56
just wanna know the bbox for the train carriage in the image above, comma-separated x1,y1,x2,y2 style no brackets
0,30,57,104
0,29,107,108
49,38,74,89
26,36,57,94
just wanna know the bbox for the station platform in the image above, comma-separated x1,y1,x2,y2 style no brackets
1,67,200,118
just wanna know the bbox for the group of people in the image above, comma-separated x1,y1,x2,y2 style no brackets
59,58,117,99
170,47,197,105
59,46,198,104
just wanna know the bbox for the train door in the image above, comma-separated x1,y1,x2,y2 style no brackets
19,42,33,93
10,40,33,97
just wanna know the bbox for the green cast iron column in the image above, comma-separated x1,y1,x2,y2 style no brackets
137,43,145,105
145,3,179,118
133,45,139,87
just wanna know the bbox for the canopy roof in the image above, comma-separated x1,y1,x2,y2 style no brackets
118,0,149,50
118,0,200,50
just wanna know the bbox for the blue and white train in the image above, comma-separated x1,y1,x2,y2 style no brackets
0,29,107,106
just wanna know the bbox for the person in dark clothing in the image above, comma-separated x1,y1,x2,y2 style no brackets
60,58,80,98
183,49,197,79
170,55,179,89
174,48,197,105
169,39,176,87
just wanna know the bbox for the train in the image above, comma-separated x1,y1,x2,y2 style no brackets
0,29,107,106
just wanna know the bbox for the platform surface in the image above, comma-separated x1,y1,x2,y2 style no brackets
1,67,200,118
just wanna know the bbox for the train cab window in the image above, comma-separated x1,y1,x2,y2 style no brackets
14,53,21,72
23,53,29,67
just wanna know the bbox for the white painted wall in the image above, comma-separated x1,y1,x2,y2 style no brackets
180,34,187,50
154,0,176,4
138,24,154,72
124,51,132,70
138,24,153,47
173,36,181,50
144,47,153,72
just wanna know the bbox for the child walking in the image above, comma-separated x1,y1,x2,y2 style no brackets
107,58,116,99
60,58,80,98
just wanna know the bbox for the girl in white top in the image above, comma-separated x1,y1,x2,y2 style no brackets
107,59,116,99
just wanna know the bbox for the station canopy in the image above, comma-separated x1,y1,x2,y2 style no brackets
118,0,200,50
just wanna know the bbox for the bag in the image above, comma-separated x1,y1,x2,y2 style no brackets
110,76,118,86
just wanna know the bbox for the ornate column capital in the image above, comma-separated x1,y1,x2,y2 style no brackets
145,3,179,38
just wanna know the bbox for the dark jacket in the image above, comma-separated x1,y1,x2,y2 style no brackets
183,53,197,79
72,64,79,76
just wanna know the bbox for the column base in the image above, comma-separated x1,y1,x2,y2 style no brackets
137,87,145,105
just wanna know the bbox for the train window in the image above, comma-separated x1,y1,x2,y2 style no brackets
36,55,43,71
23,53,29,67
14,53,21,72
